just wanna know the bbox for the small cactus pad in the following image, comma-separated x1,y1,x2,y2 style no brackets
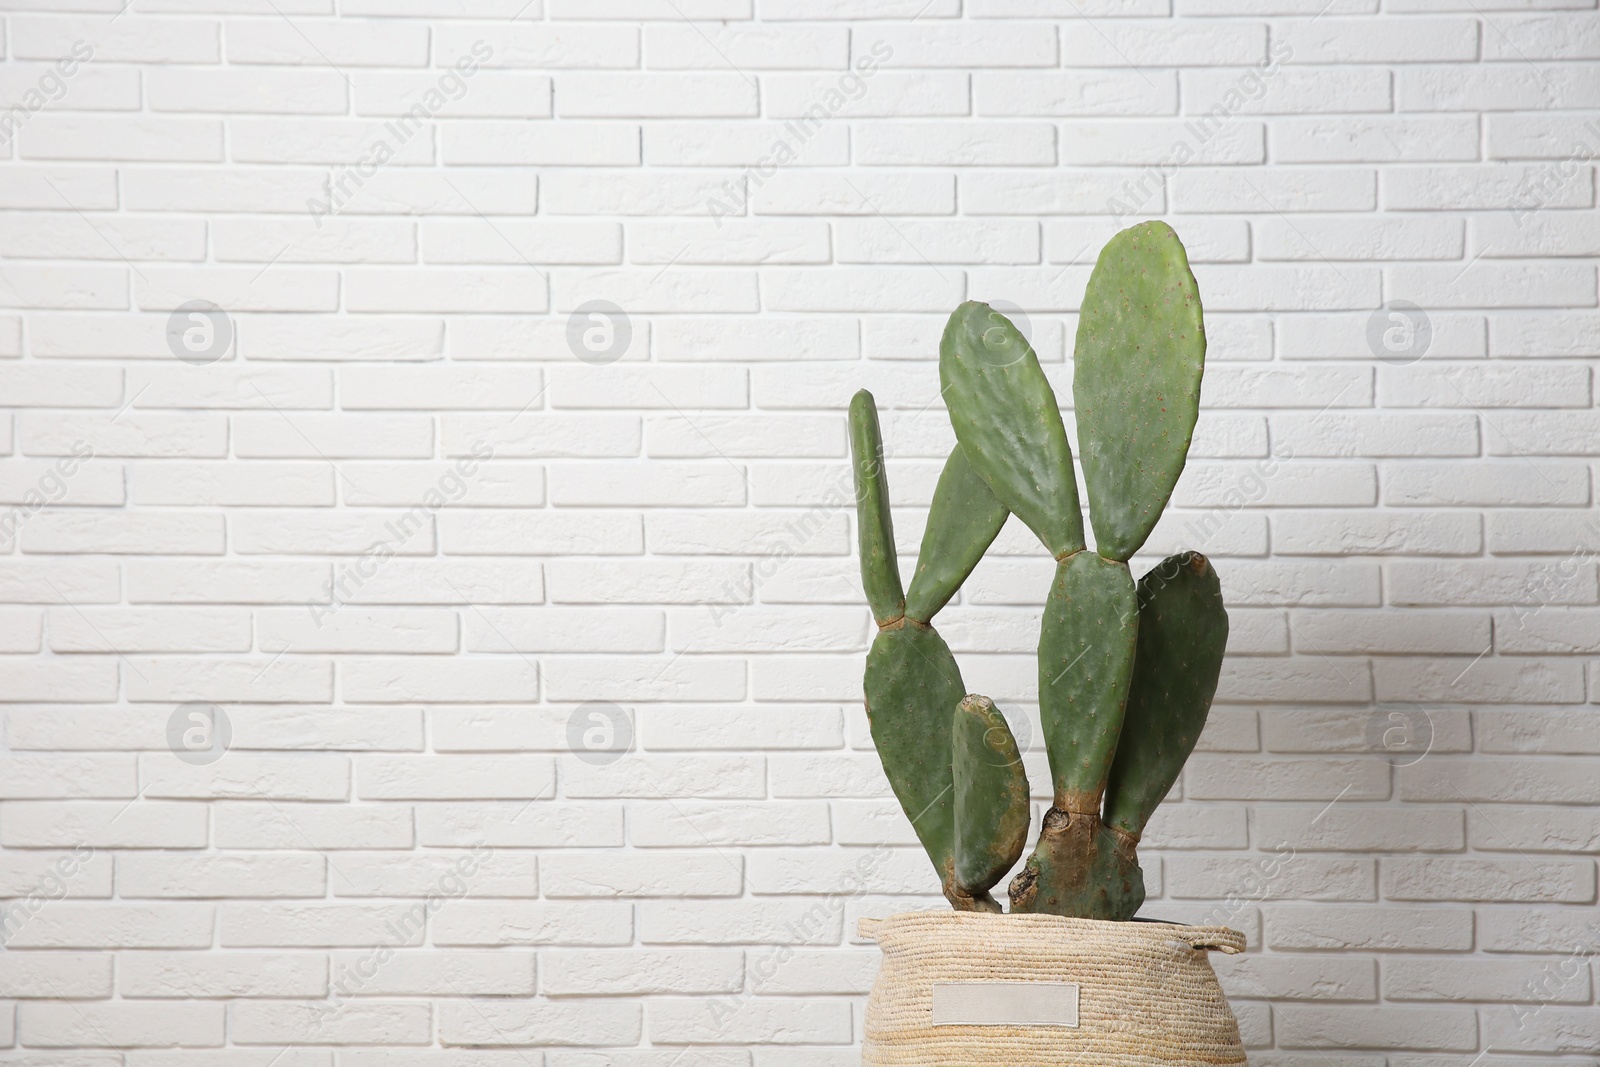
849,389,905,624
863,622,969,906
1073,221,1206,562
939,301,1086,559
952,693,1031,912
904,445,1009,624
1037,551,1138,815
1104,552,1229,838
1008,808,1145,921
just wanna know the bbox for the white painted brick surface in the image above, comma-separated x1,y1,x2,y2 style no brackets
0,2,1596,1059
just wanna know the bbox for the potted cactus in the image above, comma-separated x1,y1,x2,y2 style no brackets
851,222,1245,1066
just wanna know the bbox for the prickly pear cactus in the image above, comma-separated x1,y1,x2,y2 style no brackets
1075,220,1206,562
851,222,1228,923
952,694,1030,912
1104,552,1229,840
939,302,1084,559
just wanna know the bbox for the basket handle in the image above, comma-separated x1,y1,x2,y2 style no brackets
858,917,885,941
1171,926,1247,954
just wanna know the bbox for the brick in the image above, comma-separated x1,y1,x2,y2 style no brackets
1167,855,1376,901
216,802,414,850
1254,805,1464,851
1388,561,1596,606
765,72,966,119
328,949,534,996
416,801,623,848
1275,18,1479,62
630,801,830,847
1269,413,1479,457
1,801,207,848
1259,216,1464,262
0,953,112,998
1383,857,1595,902
356,756,554,800
120,953,323,1004
1382,361,1593,406
438,999,641,1047
1374,656,1585,703
139,753,349,801
640,900,841,945
1273,1005,1477,1050
227,19,429,66
1213,954,1378,1000
1384,956,1590,1001
1476,708,1600,753
20,1001,224,1047
1174,167,1377,212
650,999,852,1044
1273,511,1481,556
1264,905,1474,950
230,1001,432,1045
540,948,743,994
3,902,215,949
1401,755,1600,802
542,853,742,898
328,851,537,898
1067,22,1266,65
1187,757,1390,801
1384,164,1594,211
116,853,326,898
652,24,847,69
1272,117,1479,163
1289,610,1489,653
1481,1005,1600,1053
221,903,427,948
1184,68,1391,115
431,902,631,947
1484,411,1600,455
1478,906,1600,952
1494,606,1600,652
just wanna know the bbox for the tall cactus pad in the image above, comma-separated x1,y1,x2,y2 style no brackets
863,623,972,907
1074,221,1206,562
1037,551,1138,815
939,302,1085,559
952,694,1031,912
905,445,1009,624
1008,809,1145,920
849,390,905,624
1104,552,1229,838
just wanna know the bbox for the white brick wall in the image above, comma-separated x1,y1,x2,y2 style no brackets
0,0,1597,1060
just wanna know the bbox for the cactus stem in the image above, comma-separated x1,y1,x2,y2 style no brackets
943,861,1003,913
1057,792,1100,818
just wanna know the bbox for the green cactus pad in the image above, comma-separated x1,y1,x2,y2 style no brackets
951,693,1031,912
939,301,1085,559
863,622,975,907
849,389,905,624
1037,551,1137,815
904,445,1009,624
1104,552,1229,838
1073,220,1206,562
1008,809,1144,921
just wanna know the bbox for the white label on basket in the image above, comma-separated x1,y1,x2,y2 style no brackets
930,982,1080,1028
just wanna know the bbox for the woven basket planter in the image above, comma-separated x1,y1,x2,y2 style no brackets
860,911,1247,1067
